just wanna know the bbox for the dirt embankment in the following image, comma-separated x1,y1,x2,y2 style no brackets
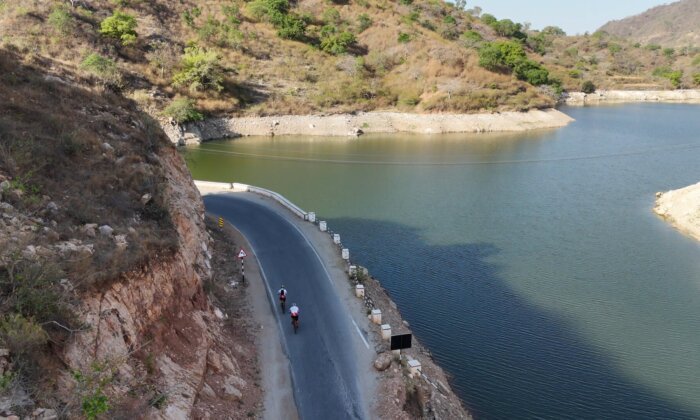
563,90,700,106
164,109,574,145
654,181,700,242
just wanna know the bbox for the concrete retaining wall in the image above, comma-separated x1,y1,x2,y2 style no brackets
194,180,308,220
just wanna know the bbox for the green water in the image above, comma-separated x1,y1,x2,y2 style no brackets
184,104,700,419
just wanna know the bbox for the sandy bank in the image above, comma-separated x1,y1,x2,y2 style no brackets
564,89,700,106
654,181,700,242
165,109,574,145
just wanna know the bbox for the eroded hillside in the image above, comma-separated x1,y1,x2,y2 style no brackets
0,49,259,418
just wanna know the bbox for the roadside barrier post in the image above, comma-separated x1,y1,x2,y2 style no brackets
218,217,224,229
381,324,391,340
319,221,327,232
333,234,341,244
371,309,382,324
342,248,350,261
408,359,422,378
355,284,365,298
238,248,248,283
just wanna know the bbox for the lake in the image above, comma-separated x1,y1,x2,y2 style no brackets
183,104,700,419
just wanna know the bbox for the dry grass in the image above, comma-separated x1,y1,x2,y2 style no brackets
0,0,565,115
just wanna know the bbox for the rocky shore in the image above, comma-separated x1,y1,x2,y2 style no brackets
164,109,574,145
564,89,700,106
654,181,700,242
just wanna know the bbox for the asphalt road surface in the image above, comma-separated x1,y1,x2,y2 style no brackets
204,193,369,420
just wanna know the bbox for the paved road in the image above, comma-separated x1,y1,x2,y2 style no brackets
204,193,369,420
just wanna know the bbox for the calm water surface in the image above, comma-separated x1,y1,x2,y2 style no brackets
184,104,700,419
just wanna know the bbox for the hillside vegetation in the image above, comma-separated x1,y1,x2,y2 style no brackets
599,0,700,48
0,0,561,119
1,1,699,123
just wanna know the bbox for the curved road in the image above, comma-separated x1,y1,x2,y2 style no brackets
203,193,369,420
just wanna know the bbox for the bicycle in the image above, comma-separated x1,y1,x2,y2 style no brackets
292,317,299,334
280,298,286,313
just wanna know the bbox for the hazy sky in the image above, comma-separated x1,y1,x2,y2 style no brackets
473,1,672,35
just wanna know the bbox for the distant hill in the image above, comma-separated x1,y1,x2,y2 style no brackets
599,0,700,47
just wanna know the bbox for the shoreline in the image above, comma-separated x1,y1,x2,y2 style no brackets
165,109,574,145
563,89,700,106
654,181,700,242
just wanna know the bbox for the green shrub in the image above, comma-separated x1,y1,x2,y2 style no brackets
99,11,138,46
608,43,622,54
581,80,596,93
569,69,582,79
478,40,526,73
645,44,661,51
319,26,356,55
0,314,48,357
322,7,341,25
357,14,372,32
478,41,550,85
163,98,204,124
48,6,74,35
443,15,456,25
172,46,224,92
480,13,496,26
399,0,413,5
397,32,411,43
663,47,675,58
247,0,289,21
694,73,700,86
80,53,122,87
653,67,683,88
275,14,306,40
182,7,202,27
462,29,482,46
222,4,241,26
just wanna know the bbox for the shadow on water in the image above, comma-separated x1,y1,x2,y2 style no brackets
327,217,696,420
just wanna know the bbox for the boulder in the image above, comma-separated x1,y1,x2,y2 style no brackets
374,353,392,371
140,193,152,205
0,180,9,192
98,225,114,236
46,202,58,213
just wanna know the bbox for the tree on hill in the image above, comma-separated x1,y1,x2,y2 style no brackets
172,46,224,92
99,11,137,46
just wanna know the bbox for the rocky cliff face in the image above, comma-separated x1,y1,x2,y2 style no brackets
61,145,215,418
0,51,257,418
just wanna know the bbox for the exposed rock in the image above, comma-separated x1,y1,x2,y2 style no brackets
30,408,57,420
207,352,223,374
221,384,242,401
82,223,97,238
46,202,58,213
141,193,152,205
224,374,246,389
374,353,392,371
0,180,9,192
22,245,37,259
114,234,128,250
98,225,114,236
200,383,216,399
101,142,114,153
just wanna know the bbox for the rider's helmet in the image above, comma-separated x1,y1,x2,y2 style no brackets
292,303,297,307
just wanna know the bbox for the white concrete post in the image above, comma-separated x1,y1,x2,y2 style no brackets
355,284,365,298
319,221,327,232
392,349,401,357
381,324,391,340
349,265,357,275
307,212,316,223
342,248,350,260
371,309,382,324
333,234,341,244
408,359,422,378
